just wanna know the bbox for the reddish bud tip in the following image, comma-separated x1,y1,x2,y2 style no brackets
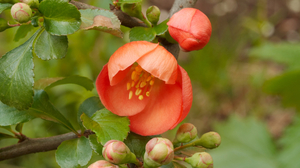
167,8,212,52
88,160,119,168
174,123,197,143
102,140,136,164
185,152,213,168
11,3,32,23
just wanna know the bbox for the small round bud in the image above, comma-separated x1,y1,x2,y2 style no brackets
146,6,160,25
144,138,174,168
102,140,136,164
185,152,213,168
20,0,39,8
121,3,144,21
88,160,119,168
195,132,221,149
11,3,32,23
174,123,197,143
0,18,10,32
167,8,212,52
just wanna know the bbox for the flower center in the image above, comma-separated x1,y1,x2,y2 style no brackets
127,64,155,100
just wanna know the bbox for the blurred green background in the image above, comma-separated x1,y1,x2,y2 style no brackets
1,0,300,167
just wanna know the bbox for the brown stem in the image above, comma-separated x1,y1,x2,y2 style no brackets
70,0,146,28
0,130,93,161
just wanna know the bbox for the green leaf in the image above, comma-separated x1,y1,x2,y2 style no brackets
15,123,23,132
263,70,300,111
249,42,300,70
210,115,278,168
88,134,103,155
0,101,35,126
153,19,169,35
27,90,78,134
0,132,16,140
77,96,104,129
0,29,41,110
56,136,93,168
124,132,156,158
129,27,156,42
0,3,12,14
278,115,300,168
80,9,123,38
39,0,81,35
81,109,130,145
13,24,34,42
33,28,68,60
35,75,94,91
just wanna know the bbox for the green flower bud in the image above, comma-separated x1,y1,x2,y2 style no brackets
146,6,160,25
0,18,10,32
20,0,39,8
144,138,174,168
102,140,137,164
174,123,197,144
121,3,144,21
185,152,213,168
11,3,32,23
88,160,119,168
195,132,221,149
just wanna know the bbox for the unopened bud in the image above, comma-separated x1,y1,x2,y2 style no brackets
88,160,119,168
144,138,174,168
146,6,160,25
0,18,10,32
102,140,137,164
11,3,32,23
20,0,39,8
195,132,221,149
174,123,197,144
121,3,144,21
185,152,213,168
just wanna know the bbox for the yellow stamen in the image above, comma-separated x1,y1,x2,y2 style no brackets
131,71,137,80
127,82,131,90
138,95,144,100
140,81,147,88
146,91,150,97
135,88,142,95
146,76,152,82
131,81,135,87
129,91,133,100
135,66,143,72
150,80,155,86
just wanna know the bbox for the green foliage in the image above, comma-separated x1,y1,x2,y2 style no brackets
210,115,277,168
77,96,104,129
0,101,35,126
117,0,142,3
88,134,103,155
27,90,78,134
55,136,93,168
80,9,123,38
13,24,35,42
0,29,40,110
0,132,15,140
0,3,12,14
39,0,81,35
124,132,156,158
33,28,68,60
81,109,130,145
250,42,300,70
278,116,300,168
129,20,168,41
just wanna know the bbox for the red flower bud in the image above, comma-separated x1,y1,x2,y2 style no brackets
11,3,32,23
88,160,119,168
174,123,197,143
144,138,174,167
102,140,137,164
185,152,213,168
167,8,212,52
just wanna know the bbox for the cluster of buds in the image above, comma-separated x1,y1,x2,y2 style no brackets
88,123,220,168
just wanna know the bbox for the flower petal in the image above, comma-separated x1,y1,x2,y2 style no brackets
170,66,193,128
108,41,159,86
190,10,211,45
167,8,195,32
96,65,150,116
129,82,183,136
137,45,178,84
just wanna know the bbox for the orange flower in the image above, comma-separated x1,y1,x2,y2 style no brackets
167,8,212,52
96,41,193,136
